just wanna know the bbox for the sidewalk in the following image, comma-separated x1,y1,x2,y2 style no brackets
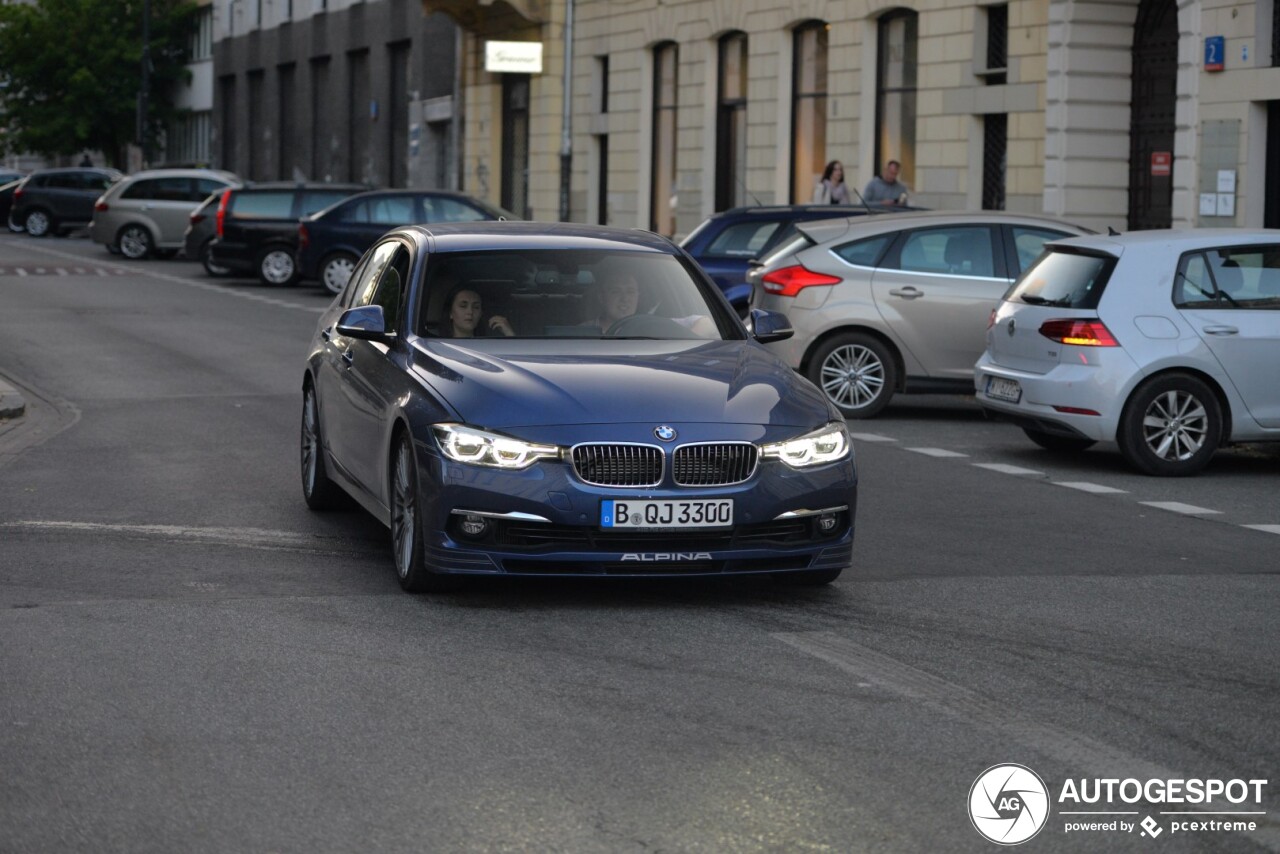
0,377,26,419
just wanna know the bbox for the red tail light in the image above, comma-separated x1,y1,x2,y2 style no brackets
1038,319,1119,347
189,213,205,224
94,201,109,212
298,223,309,251
760,264,843,298
215,188,232,238
13,187,23,200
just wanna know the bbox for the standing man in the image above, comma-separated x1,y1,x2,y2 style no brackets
864,159,910,206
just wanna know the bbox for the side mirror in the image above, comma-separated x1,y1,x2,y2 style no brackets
749,308,794,344
336,305,392,341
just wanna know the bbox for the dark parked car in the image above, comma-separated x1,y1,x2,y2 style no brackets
183,192,237,276
681,203,924,314
297,189,515,294
0,169,24,185
8,167,122,237
208,182,370,285
301,221,856,592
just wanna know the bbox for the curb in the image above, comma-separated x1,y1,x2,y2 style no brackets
0,378,27,420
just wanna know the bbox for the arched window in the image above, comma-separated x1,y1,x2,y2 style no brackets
791,21,828,202
715,32,748,211
875,10,917,188
651,42,679,236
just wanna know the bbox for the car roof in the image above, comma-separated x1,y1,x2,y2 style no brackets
28,166,122,177
1047,228,1280,256
796,209,1092,244
235,181,371,192
392,221,678,254
118,168,239,182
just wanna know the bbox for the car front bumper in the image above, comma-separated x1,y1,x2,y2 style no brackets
410,436,857,578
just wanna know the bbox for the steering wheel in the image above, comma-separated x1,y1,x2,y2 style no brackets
604,313,699,339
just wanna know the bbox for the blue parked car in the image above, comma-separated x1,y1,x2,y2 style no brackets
680,204,923,314
296,189,516,294
301,222,857,591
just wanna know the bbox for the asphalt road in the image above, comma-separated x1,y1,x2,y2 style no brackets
1,231,1277,853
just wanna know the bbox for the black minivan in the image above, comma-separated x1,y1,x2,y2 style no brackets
208,183,370,285
9,167,122,237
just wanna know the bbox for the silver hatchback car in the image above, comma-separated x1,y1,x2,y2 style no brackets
90,168,239,259
976,230,1280,476
749,211,1090,417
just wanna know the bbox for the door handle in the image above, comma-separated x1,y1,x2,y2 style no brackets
1202,325,1239,336
889,286,923,299
341,349,354,367
321,326,332,341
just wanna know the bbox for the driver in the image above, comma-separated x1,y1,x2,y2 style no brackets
581,273,717,337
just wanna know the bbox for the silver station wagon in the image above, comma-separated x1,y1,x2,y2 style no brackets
749,211,1090,417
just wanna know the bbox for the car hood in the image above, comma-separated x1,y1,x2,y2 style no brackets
411,339,832,428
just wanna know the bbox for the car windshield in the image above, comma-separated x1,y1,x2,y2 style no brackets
1005,247,1116,309
418,249,734,340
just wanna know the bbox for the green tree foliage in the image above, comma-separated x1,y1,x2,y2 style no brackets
0,0,198,166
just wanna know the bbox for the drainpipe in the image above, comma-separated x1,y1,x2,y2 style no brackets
558,0,574,221
452,26,464,192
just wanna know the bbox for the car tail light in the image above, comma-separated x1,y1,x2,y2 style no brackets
189,212,205,224
215,188,232,238
298,223,309,251
13,187,23,200
987,309,996,330
1052,405,1101,416
1038,319,1119,347
94,201,109,212
760,264,843,298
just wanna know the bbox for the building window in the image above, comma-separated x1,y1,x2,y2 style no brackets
166,111,211,165
982,4,1008,85
190,6,213,61
875,10,917,189
715,32,748,211
982,113,1007,210
791,21,828,203
651,42,678,235
1273,0,1280,67
596,56,609,225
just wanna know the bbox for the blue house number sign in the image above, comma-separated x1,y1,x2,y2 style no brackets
1204,36,1225,72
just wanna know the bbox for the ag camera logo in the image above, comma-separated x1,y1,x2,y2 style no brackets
969,764,1050,845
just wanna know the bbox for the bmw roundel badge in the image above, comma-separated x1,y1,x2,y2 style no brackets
655,425,677,442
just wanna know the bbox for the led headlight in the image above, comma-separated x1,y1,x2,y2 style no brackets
432,424,561,470
760,422,851,468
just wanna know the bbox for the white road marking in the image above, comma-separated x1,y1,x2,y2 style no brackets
906,447,968,458
973,462,1043,476
1242,524,1280,535
1139,501,1222,516
847,432,897,443
772,631,1280,850
0,520,372,554
15,243,327,313
1053,481,1128,494
16,267,28,276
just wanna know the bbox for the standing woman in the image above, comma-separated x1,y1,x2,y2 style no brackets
812,160,851,205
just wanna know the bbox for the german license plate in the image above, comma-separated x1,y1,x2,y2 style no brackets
986,376,1022,403
601,499,733,530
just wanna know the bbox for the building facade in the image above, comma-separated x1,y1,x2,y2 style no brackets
212,0,460,188
427,0,1280,235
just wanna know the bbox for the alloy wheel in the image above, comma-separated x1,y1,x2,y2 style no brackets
322,256,356,295
392,440,416,580
820,344,886,410
260,250,295,285
119,226,150,259
1142,390,1208,461
301,389,319,496
25,210,50,237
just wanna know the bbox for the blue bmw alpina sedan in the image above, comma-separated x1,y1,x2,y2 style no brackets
301,222,857,591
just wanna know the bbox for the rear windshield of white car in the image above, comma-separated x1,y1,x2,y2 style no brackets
1005,247,1116,309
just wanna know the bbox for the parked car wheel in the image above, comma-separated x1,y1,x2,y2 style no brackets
320,252,359,295
806,332,898,418
116,224,153,260
200,240,232,277
1117,373,1223,476
390,433,462,593
300,383,346,510
1022,428,1096,454
24,208,52,237
257,246,297,286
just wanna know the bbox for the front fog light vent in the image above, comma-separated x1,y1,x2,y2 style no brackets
459,514,489,538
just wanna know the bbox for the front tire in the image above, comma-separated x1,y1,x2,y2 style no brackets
806,332,898,418
1117,374,1222,476
117,224,153,260
24,208,52,237
1022,428,1096,453
258,246,297,286
301,384,345,510
320,252,358,295
391,434,461,593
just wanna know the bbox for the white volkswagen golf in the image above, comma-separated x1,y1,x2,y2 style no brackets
975,230,1280,476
